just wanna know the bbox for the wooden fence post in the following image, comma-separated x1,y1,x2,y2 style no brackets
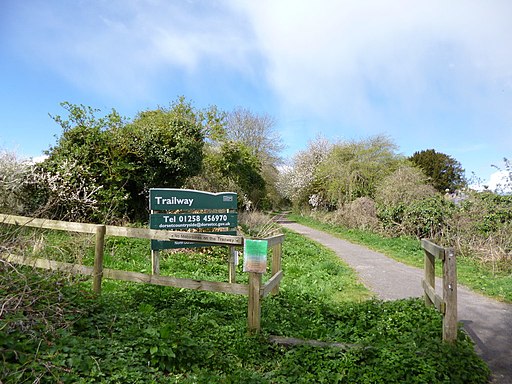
150,209,160,275
93,225,106,295
228,246,237,283
151,250,160,275
271,242,282,295
248,272,262,333
424,247,435,307
443,248,457,343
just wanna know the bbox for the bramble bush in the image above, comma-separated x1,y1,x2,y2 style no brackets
377,196,454,239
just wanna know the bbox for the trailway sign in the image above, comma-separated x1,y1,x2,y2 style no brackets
149,188,238,250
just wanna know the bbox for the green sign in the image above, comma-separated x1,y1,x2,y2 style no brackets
150,213,238,230
149,188,238,250
149,189,237,210
243,239,268,273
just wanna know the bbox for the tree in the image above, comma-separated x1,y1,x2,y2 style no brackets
41,102,126,222
116,103,204,219
224,107,283,165
186,141,266,209
40,99,206,222
0,150,32,214
409,149,466,192
224,107,284,208
277,136,332,209
316,135,404,207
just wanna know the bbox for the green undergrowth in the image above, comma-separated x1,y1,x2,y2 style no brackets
1,226,490,383
289,213,512,303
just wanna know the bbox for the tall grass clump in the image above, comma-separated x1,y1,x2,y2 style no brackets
238,210,282,238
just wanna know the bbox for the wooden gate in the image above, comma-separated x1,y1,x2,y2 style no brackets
421,239,457,343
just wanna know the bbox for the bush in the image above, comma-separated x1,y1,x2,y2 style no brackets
330,197,379,231
448,191,512,269
0,150,33,214
375,165,437,207
38,99,205,223
186,142,266,210
378,196,454,239
238,211,281,238
316,135,404,207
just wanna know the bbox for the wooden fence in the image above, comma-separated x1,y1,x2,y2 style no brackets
0,214,284,333
421,239,457,343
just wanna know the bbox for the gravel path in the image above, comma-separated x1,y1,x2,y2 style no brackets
279,220,512,384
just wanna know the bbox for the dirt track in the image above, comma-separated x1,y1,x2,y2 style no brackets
279,220,512,384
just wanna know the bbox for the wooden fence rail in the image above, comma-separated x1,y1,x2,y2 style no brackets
0,214,284,333
421,239,457,343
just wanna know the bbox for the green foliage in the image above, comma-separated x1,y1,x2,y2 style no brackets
1,226,490,383
37,98,206,222
187,141,266,209
115,103,204,220
378,196,455,239
315,135,404,208
33,102,125,221
448,190,512,271
409,149,466,192
458,192,512,235
375,165,437,207
373,166,443,237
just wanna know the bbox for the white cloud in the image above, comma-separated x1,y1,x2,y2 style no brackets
237,0,512,132
488,170,511,194
10,1,256,99
471,169,512,194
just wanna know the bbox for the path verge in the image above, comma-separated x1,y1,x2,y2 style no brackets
280,221,512,384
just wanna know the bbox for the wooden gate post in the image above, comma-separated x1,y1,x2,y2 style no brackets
151,249,160,275
421,239,458,344
248,272,262,333
443,248,457,343
424,246,435,307
93,225,106,295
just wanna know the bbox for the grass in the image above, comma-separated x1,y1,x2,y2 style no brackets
289,213,512,303
1,224,490,383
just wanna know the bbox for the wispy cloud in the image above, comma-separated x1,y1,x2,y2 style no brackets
234,1,512,138
9,1,256,99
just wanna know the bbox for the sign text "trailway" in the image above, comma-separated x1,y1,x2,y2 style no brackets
154,196,194,207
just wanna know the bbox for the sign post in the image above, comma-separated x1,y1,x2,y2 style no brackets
149,189,238,275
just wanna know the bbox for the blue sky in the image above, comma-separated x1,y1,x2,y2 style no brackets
1,0,511,188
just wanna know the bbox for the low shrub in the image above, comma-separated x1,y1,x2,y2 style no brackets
377,196,454,239
329,197,379,231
